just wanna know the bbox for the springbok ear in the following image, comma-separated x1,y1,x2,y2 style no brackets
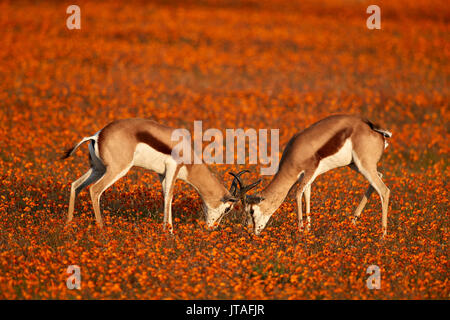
246,195,264,205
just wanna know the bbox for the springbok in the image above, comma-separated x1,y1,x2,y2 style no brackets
235,115,392,236
62,118,253,232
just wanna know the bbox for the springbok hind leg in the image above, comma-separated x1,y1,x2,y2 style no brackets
89,165,132,228
352,185,375,224
349,164,383,225
67,169,92,224
355,165,390,237
67,168,105,224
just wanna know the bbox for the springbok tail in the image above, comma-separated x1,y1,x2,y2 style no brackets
61,135,97,160
373,128,392,138
364,119,392,138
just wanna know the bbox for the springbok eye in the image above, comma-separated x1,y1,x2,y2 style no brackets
250,208,254,215
224,206,231,213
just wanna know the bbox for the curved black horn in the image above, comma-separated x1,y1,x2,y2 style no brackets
228,172,244,190
234,169,250,179
229,178,238,196
241,178,262,194
228,170,250,195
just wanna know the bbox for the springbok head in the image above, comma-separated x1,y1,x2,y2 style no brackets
227,171,265,234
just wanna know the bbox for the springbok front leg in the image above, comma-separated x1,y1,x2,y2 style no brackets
161,163,180,233
296,189,303,231
295,171,313,231
156,173,166,221
304,184,311,231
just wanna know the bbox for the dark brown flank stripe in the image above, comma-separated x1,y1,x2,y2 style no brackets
136,131,172,155
316,127,353,160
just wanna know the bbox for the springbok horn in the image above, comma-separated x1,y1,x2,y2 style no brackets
241,178,262,194
228,170,250,196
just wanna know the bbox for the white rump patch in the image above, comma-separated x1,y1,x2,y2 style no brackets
252,205,270,235
93,130,101,158
205,202,232,228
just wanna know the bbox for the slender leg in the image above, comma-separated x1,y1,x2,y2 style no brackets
157,174,165,218
161,164,179,233
354,164,390,237
352,185,375,224
371,172,390,237
349,163,381,224
67,168,106,224
296,188,304,230
89,186,104,228
378,177,390,237
89,165,132,228
296,171,313,232
304,184,311,231
67,169,92,223
158,174,165,190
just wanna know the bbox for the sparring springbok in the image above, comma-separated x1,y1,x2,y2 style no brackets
235,115,392,237
62,118,253,232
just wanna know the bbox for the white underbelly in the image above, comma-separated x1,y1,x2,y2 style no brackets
132,143,188,180
314,138,353,177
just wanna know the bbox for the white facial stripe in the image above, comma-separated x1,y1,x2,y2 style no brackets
251,205,270,235
205,202,232,228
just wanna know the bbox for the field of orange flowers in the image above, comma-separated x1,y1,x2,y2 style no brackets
0,0,448,299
